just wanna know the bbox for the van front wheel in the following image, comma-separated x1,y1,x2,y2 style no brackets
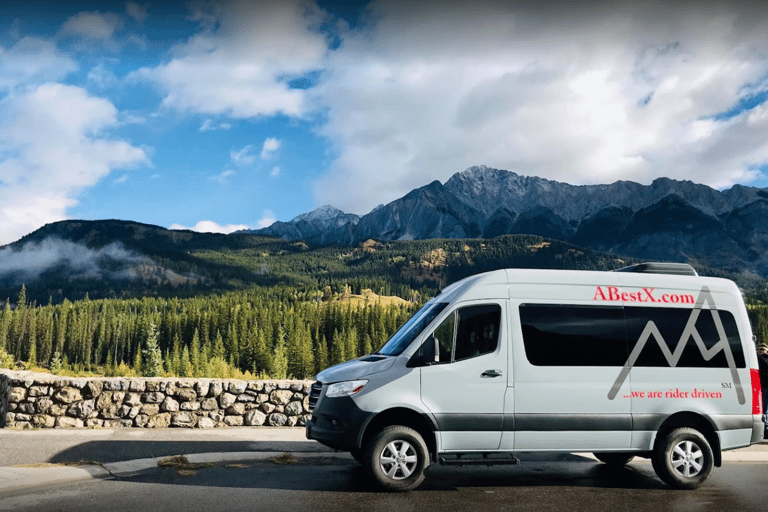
365,425,428,492
653,427,713,490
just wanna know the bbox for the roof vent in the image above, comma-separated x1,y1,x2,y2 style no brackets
614,262,698,276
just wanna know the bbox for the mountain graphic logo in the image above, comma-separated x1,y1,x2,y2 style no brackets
607,286,745,404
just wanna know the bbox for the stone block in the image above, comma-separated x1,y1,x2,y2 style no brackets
219,393,237,409
32,414,56,428
144,392,165,404
124,393,142,407
267,413,287,426
53,387,82,404
28,386,51,397
175,389,197,402
68,400,95,419
228,381,247,394
195,381,210,397
128,380,146,392
161,397,180,413
196,417,215,428
200,398,218,411
9,387,27,402
147,413,171,428
36,397,54,414
171,411,196,428
285,401,303,417
140,404,160,416
180,401,200,411
225,403,245,416
270,390,293,405
223,415,244,427
244,410,266,426
83,381,103,399
55,416,84,428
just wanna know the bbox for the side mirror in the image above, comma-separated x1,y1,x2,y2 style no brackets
407,336,439,368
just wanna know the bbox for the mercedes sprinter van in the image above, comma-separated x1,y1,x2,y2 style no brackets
306,264,765,491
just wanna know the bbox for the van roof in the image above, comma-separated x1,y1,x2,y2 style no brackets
614,262,698,276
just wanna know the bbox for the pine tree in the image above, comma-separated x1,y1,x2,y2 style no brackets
141,323,163,377
272,326,288,379
190,328,201,376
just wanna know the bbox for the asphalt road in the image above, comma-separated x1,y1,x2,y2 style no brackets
2,428,768,511
3,456,768,512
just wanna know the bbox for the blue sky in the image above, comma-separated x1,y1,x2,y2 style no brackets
1,0,768,246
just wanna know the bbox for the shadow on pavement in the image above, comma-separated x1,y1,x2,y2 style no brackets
48,440,322,464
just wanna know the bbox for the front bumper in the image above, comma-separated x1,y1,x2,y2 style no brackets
305,392,373,451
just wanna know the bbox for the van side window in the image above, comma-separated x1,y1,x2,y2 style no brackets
520,304,747,369
625,306,746,368
431,305,501,363
520,305,627,366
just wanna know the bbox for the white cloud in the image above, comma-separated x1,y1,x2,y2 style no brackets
260,137,281,159
130,0,329,118
230,145,256,165
169,220,249,234
87,61,120,88
0,83,149,245
270,166,281,178
311,0,768,214
0,37,78,92
200,118,232,131
257,210,277,228
211,169,236,184
114,173,129,184
60,11,124,40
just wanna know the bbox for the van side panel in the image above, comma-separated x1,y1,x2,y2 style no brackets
509,274,633,451
616,274,756,451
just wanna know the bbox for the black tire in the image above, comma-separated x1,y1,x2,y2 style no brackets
652,427,713,490
350,449,364,464
364,425,429,492
594,452,635,466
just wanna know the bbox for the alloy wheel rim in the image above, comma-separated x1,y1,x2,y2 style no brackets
379,439,418,480
670,440,704,478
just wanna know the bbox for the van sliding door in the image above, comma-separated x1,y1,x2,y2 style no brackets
513,302,632,451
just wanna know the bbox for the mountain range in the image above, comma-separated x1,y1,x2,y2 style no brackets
253,165,768,276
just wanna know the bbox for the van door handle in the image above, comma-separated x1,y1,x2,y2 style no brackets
482,369,503,378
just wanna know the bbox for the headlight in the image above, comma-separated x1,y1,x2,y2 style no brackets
325,380,368,398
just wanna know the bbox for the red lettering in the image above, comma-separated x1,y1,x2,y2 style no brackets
593,286,607,301
642,288,656,302
608,286,621,301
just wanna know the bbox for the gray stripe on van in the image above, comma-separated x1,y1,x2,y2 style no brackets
433,414,503,431
512,414,632,431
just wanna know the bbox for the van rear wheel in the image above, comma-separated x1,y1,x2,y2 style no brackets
653,427,713,489
364,425,428,492
594,453,634,466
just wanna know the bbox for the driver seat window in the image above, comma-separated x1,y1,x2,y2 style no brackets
431,305,501,363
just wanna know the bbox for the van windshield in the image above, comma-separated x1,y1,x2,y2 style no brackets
376,301,448,356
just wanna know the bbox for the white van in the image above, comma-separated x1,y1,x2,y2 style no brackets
306,264,765,491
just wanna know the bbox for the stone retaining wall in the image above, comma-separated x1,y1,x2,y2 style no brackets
0,370,312,429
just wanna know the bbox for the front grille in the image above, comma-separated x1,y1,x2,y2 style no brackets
308,381,322,411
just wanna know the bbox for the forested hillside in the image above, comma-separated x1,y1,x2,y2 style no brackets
0,285,415,379
3,220,768,379
1,219,635,305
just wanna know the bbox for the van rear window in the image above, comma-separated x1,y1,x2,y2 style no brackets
624,306,745,368
520,304,746,368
